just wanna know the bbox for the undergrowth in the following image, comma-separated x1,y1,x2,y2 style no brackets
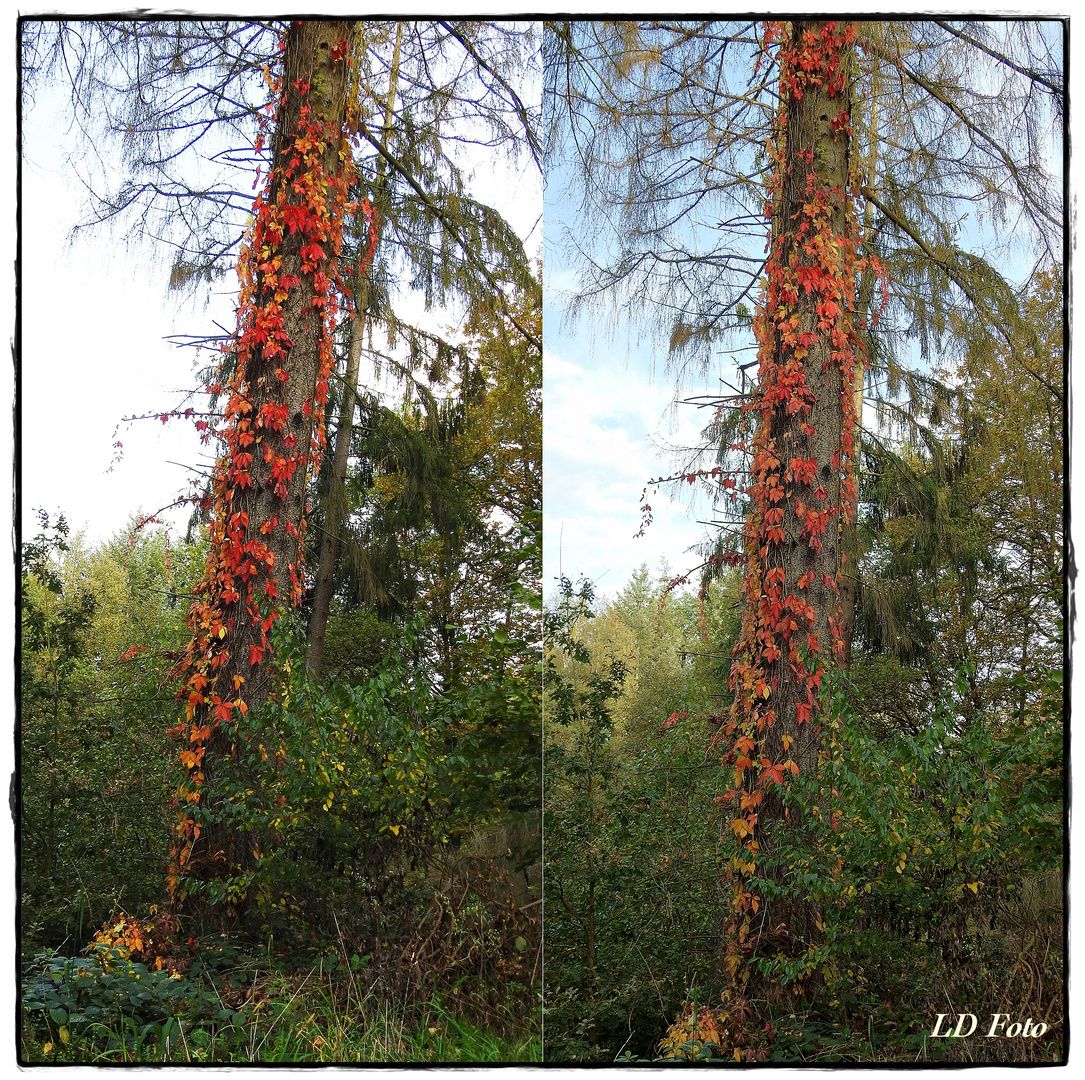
21,937,540,1064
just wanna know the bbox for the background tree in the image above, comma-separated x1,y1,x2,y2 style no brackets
306,270,540,693
854,265,1064,719
543,571,739,1061
21,514,202,953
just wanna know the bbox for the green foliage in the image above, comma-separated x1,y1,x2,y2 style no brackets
178,618,436,917
319,607,394,686
542,557,1062,1064
442,621,542,825
726,659,1063,1061
22,945,224,1058
21,511,540,1058
543,574,733,1062
20,514,203,952
176,612,538,946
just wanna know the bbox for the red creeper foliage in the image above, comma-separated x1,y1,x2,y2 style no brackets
711,20,882,982
165,22,376,903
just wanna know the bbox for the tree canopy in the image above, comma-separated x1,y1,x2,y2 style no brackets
545,18,1061,371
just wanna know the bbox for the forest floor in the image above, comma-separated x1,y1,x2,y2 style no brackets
21,929,541,1064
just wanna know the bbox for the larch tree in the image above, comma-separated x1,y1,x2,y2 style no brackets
717,19,865,963
21,16,542,912
545,15,1063,982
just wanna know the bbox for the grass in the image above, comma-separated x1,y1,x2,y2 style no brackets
22,950,540,1064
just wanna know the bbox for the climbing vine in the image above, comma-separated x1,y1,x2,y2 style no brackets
165,22,378,902
708,20,885,989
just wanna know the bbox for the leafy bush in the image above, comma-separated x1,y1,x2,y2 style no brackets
173,613,537,928
20,941,250,1061
752,663,1061,983
700,660,1064,1062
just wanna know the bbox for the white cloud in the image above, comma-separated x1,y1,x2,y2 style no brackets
543,342,720,601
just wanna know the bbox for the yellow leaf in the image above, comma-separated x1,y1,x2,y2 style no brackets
42,1043,53,1055
59,1027,70,1046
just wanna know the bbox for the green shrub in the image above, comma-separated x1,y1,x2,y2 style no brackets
20,943,245,1060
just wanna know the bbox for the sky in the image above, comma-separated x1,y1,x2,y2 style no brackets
20,77,230,548
542,304,726,604
542,142,753,606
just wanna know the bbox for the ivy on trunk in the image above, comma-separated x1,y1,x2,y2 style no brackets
168,20,356,904
715,19,875,978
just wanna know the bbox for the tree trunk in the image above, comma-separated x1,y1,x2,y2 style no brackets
170,19,353,902
304,247,372,682
721,19,860,962
307,22,403,681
